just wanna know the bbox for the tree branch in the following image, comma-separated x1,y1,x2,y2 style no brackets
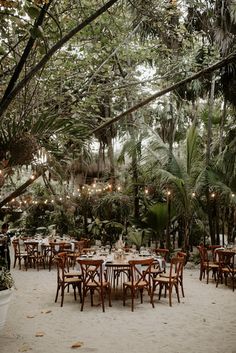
0,1,53,105
91,51,236,135
0,0,120,120
0,172,42,209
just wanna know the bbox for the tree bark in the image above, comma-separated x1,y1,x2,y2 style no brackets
206,74,216,245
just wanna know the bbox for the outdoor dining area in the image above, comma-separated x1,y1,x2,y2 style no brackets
10,234,187,312
9,231,236,317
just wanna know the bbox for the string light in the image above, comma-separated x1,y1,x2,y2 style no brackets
145,189,149,194
232,193,235,197
30,175,35,180
117,186,121,191
167,190,171,196
192,192,196,197
211,193,215,198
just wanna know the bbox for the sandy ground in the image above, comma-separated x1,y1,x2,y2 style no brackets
0,262,236,353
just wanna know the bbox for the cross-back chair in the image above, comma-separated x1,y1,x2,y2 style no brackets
154,248,169,272
67,240,85,268
12,238,28,270
78,259,112,312
123,258,154,311
197,245,219,283
151,256,184,307
25,241,45,271
215,250,236,291
54,253,82,307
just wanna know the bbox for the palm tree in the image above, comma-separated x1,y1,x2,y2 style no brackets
143,123,203,254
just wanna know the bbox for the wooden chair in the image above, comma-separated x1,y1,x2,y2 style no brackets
154,248,169,272
123,258,154,311
25,241,45,271
215,250,236,291
176,251,187,297
78,259,112,312
197,245,219,283
54,253,82,307
12,238,28,270
67,240,85,268
151,256,185,307
48,242,69,271
207,245,221,260
158,251,187,297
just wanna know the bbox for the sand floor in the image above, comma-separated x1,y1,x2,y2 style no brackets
0,264,236,353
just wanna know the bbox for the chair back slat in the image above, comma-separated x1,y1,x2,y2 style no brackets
78,259,104,287
128,258,154,288
169,257,185,281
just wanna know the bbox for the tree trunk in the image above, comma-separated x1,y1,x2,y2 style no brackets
206,74,216,244
166,196,171,251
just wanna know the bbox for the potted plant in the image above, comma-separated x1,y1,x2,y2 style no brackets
0,261,14,330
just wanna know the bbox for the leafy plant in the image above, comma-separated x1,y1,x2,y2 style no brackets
0,268,14,291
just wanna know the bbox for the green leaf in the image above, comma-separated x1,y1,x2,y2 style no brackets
30,26,44,39
0,46,6,56
25,5,40,19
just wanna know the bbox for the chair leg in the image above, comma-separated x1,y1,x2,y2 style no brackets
90,289,94,307
168,285,172,307
123,284,126,306
180,278,184,297
140,288,143,304
60,287,65,307
131,288,134,312
73,285,77,301
175,283,180,303
81,288,86,311
55,285,60,303
100,288,105,312
78,283,82,303
158,284,163,300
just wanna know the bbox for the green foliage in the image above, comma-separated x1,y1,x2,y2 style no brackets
94,193,131,224
50,207,75,236
0,268,14,291
145,202,169,237
126,228,144,249
24,202,53,232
